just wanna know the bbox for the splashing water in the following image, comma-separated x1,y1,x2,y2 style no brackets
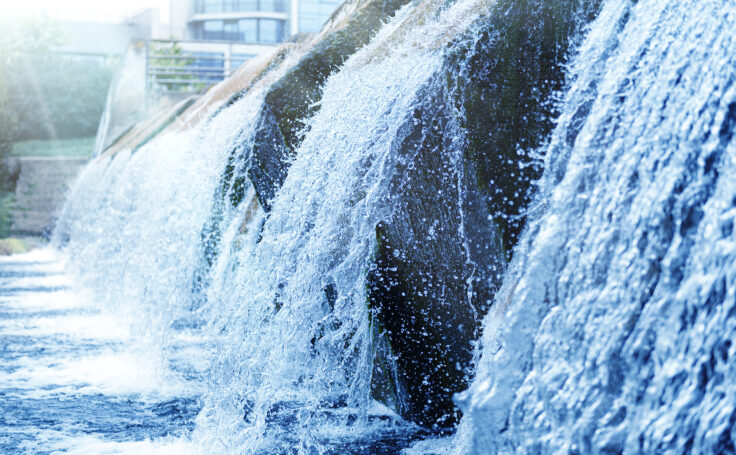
193,0,499,451
49,0,498,451
455,0,736,453
5,0,735,453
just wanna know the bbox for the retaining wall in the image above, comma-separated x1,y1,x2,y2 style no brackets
10,157,87,236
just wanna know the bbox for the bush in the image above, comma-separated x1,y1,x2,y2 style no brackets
0,237,29,255
0,16,115,141
0,194,16,238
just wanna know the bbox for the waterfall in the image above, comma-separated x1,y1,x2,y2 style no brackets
55,0,500,451
456,0,736,453
189,0,503,448
42,0,736,452
52,47,304,371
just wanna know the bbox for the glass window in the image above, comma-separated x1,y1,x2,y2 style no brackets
203,20,225,40
223,20,239,40
258,19,282,43
259,0,285,13
199,0,224,13
191,18,286,44
195,0,287,13
240,0,260,11
238,19,258,43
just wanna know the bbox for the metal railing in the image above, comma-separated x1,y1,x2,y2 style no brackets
144,39,277,93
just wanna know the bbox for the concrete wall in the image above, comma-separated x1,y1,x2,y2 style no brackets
10,157,87,236
169,0,192,39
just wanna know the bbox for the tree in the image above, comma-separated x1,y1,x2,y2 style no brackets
0,16,115,236
0,65,17,237
149,41,207,93
0,16,115,141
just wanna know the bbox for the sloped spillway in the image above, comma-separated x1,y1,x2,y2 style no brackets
456,0,736,453
3,0,735,453
53,0,515,449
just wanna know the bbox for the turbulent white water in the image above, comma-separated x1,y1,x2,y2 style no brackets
9,0,733,453
455,0,736,453
193,0,497,450
0,250,201,454
45,49,300,453
50,0,496,452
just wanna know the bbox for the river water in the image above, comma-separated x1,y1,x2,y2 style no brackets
0,250,203,454
3,0,735,453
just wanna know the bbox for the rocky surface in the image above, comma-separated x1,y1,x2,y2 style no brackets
365,0,603,429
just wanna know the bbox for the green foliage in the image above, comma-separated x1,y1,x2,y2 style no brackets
0,194,16,238
0,16,112,233
11,137,95,158
0,57,18,231
0,237,29,255
0,16,115,142
0,32,18,166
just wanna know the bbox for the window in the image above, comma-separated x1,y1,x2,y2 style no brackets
202,20,225,40
258,19,282,43
196,0,224,13
192,19,283,43
194,0,285,13
239,19,258,42
259,0,285,13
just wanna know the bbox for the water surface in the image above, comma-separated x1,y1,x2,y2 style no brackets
0,250,202,454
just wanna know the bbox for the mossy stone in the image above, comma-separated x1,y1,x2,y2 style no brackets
446,0,603,257
249,0,414,210
0,238,28,255
367,80,505,431
366,0,603,430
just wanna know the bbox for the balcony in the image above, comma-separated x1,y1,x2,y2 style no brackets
144,39,277,93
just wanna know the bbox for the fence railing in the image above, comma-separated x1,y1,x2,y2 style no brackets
144,39,277,93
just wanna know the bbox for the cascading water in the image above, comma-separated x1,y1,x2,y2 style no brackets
455,0,736,453
4,0,735,452
192,0,496,449
52,0,502,451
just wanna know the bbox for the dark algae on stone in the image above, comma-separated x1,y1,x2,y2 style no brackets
201,0,604,434
249,0,415,211
366,0,603,430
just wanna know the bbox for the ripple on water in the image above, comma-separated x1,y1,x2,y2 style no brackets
0,251,205,454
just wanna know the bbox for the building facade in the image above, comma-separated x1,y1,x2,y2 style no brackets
167,0,342,45
189,0,287,43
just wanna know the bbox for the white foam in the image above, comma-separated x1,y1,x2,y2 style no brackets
31,431,199,455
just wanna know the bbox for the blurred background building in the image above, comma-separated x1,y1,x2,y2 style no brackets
0,0,344,238
1,0,341,59
171,0,342,42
